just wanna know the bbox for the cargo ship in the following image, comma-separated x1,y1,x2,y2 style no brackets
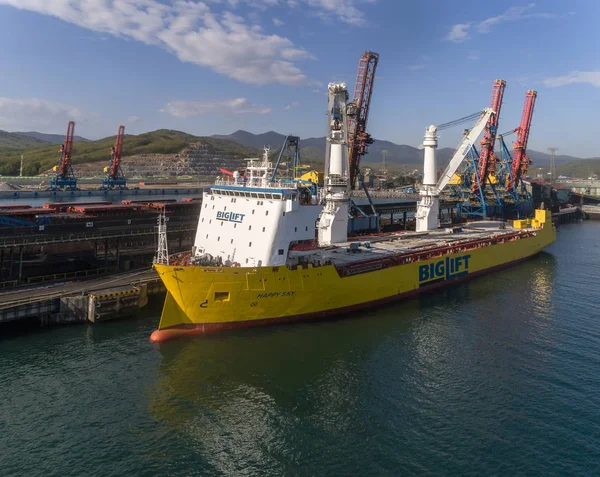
150,83,556,343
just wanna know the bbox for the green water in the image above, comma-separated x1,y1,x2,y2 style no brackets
1,222,599,476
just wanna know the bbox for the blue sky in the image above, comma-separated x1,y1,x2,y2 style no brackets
0,0,597,156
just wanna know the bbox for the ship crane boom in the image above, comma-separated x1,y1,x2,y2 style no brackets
317,82,351,246
347,51,379,189
416,107,494,232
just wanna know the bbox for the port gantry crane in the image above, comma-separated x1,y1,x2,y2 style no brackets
271,135,301,182
101,125,127,190
50,120,78,191
507,90,537,190
347,51,379,190
473,79,506,196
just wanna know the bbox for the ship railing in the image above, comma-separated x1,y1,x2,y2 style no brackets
214,177,300,190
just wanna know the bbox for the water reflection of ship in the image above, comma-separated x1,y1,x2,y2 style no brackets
148,304,424,471
147,256,559,472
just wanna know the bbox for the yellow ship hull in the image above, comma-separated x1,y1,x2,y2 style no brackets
151,211,555,342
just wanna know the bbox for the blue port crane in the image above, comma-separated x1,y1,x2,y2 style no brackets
49,121,78,191
101,125,127,190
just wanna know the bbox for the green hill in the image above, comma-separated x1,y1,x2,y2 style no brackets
0,129,259,176
557,158,600,178
0,130,49,149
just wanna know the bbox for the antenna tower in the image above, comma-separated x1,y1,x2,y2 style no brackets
154,209,169,265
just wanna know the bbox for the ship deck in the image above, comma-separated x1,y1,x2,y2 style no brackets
291,220,537,270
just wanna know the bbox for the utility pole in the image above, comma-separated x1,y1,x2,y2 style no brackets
20,155,23,177
547,147,558,184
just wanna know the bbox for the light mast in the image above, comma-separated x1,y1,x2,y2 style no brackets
318,82,351,246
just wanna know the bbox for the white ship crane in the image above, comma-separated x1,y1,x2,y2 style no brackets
318,82,352,246
416,108,495,232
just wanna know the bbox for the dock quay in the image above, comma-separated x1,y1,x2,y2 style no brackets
0,199,201,287
0,186,204,200
0,268,163,325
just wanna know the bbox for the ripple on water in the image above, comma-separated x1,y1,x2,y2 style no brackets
2,223,600,476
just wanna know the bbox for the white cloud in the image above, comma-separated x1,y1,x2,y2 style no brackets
407,64,424,71
283,101,300,110
160,98,272,118
304,0,377,27
0,97,89,131
0,0,376,87
0,0,312,85
445,23,471,43
446,4,558,42
467,54,480,60
542,71,600,88
273,17,284,26
127,115,142,124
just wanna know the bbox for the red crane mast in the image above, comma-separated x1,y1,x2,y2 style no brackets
58,120,75,177
110,125,125,178
102,124,127,189
347,51,379,189
473,79,506,193
507,90,537,190
50,120,78,190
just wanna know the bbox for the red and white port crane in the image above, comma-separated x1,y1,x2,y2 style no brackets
347,51,379,190
101,125,127,189
473,79,506,193
507,90,537,190
50,120,77,190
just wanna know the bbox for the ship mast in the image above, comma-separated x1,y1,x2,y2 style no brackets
318,83,351,246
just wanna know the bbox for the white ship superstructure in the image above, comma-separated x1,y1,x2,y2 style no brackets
193,147,321,267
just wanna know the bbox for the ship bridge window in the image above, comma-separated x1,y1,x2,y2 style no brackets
258,193,265,199
251,193,258,198
234,191,240,196
273,194,282,200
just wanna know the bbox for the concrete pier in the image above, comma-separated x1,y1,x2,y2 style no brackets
0,269,164,325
